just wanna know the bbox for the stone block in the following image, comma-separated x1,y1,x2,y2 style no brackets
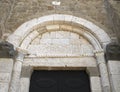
0,59,13,73
70,32,79,39
92,90,102,92
110,74,120,92
20,37,32,49
41,32,50,39
53,14,65,21
87,67,100,76
90,77,102,91
0,83,9,92
40,39,52,44
20,78,30,92
23,57,97,67
28,31,39,40
52,39,69,45
0,73,11,83
46,25,59,31
31,38,40,45
50,31,56,39
108,60,120,74
56,31,70,39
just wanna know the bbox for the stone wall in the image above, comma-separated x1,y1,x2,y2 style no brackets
0,59,13,92
104,0,120,42
0,0,114,40
108,60,120,92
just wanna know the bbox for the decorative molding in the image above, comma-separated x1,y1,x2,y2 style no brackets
94,49,104,54
7,14,111,49
26,54,94,58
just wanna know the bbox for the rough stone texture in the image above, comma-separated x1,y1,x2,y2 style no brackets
106,42,120,61
108,60,120,92
104,0,120,42
90,77,102,92
23,57,97,68
27,31,94,57
0,0,116,40
0,41,16,58
0,58,13,92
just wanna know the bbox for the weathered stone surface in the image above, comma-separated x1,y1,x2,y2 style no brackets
0,83,9,92
106,43,120,61
0,58,13,73
0,73,11,83
108,60,120,75
108,60,120,92
27,31,94,57
0,41,16,58
0,0,115,40
23,57,97,67
90,77,102,91
104,0,120,42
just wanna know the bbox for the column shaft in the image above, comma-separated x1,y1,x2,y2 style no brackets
95,51,111,92
9,53,24,92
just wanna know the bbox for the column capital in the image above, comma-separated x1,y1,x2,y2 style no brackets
94,49,104,56
94,49,106,64
0,41,16,58
106,42,120,61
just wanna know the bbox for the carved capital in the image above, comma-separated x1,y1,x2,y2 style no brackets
106,42,120,61
94,49,106,64
94,49,104,56
0,41,16,58
16,52,24,62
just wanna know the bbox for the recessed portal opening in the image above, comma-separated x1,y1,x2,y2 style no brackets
29,70,91,92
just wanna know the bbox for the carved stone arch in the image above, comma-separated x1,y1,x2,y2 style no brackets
7,14,112,92
6,14,111,51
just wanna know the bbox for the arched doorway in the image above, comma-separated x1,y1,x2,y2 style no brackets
7,14,111,92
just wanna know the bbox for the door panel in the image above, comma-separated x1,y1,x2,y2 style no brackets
29,70,91,92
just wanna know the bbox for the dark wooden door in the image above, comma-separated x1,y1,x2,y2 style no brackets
29,70,91,92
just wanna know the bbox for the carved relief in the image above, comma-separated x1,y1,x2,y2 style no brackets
0,41,16,58
106,43,120,60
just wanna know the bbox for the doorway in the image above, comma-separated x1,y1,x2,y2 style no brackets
29,70,91,92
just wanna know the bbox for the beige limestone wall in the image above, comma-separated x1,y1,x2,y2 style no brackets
108,60,120,92
0,0,114,40
0,58,13,92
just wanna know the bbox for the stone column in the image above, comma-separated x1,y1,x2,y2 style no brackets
95,50,111,92
20,66,33,92
9,52,24,92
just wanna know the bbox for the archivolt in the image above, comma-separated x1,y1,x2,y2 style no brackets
7,14,111,51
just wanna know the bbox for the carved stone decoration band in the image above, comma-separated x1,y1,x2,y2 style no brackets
95,50,111,92
9,52,24,92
